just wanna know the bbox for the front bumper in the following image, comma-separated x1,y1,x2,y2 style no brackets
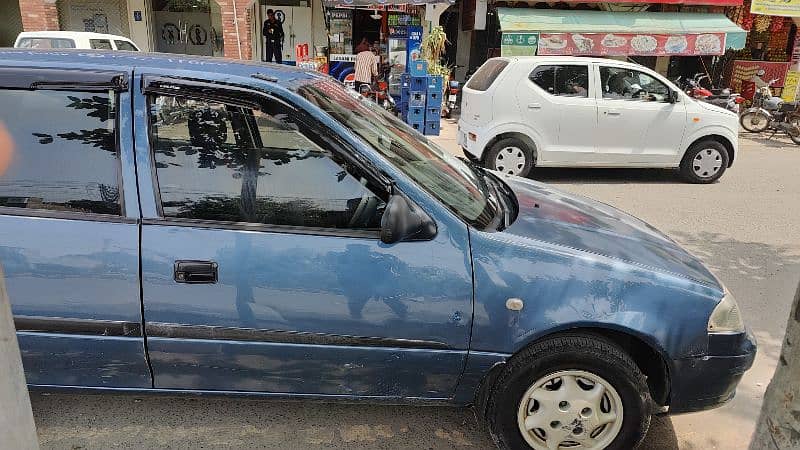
668,329,757,414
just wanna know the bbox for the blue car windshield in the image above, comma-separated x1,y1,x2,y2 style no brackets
296,79,503,230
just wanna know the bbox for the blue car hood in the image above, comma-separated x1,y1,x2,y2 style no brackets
497,175,720,289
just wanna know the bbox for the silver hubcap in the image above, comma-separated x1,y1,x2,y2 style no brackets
693,148,723,179
517,370,624,450
495,146,527,175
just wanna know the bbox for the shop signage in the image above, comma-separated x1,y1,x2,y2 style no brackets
537,33,727,56
389,26,408,39
751,0,800,17
501,33,539,57
329,10,352,20
782,71,800,101
388,12,420,26
330,54,357,62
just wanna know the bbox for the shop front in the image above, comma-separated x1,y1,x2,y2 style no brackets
497,8,747,79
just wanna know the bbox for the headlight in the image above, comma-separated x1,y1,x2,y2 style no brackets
707,289,745,333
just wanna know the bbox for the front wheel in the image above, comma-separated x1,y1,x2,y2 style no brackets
679,140,729,184
487,334,652,450
740,111,769,133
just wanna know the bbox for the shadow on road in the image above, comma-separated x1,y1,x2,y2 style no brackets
530,167,685,184
31,392,682,449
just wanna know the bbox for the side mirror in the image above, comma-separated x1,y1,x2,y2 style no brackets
380,193,437,244
669,90,680,103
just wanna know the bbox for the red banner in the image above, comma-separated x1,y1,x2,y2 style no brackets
731,60,790,90
538,33,727,56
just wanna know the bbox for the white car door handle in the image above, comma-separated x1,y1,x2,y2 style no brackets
605,109,621,116
528,103,542,109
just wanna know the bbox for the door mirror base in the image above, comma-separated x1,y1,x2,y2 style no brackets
380,193,437,244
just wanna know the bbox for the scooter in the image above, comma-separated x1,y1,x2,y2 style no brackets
443,67,462,119
740,78,800,144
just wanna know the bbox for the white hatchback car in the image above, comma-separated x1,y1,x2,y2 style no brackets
14,31,139,52
458,56,739,183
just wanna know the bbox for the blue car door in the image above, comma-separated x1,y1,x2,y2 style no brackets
135,76,474,398
0,67,150,388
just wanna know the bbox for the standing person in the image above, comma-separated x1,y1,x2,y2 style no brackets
262,9,284,63
354,43,378,93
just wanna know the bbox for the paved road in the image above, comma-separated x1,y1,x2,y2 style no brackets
32,122,800,449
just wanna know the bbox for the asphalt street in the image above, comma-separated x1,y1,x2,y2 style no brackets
31,121,800,449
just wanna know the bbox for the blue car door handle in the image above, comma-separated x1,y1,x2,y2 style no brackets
174,260,218,284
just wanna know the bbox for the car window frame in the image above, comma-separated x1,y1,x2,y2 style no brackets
528,63,591,98
16,37,76,49
113,40,139,51
142,76,392,239
597,64,672,103
0,67,131,224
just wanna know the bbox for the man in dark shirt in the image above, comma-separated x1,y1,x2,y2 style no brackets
262,9,284,63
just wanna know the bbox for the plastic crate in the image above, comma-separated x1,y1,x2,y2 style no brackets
397,101,408,113
410,76,427,91
407,120,424,133
426,90,441,106
407,106,425,122
409,60,428,77
425,106,441,120
408,91,426,107
400,86,409,102
424,120,440,136
427,75,443,92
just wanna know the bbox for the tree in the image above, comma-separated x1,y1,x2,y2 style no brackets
749,280,800,450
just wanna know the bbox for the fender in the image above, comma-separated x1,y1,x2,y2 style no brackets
473,120,547,161
743,106,772,118
680,124,739,165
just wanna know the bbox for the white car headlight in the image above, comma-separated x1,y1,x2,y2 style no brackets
707,289,745,333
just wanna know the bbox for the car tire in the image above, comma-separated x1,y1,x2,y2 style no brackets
484,137,534,177
679,140,729,184
487,334,652,450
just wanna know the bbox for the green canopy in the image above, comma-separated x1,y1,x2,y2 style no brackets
498,9,747,49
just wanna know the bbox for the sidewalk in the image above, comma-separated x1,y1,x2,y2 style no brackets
430,118,461,156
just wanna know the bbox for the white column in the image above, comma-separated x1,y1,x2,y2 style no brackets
127,0,153,52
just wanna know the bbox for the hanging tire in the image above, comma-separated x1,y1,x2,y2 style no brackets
679,139,730,184
739,111,769,133
486,334,653,450
484,137,534,177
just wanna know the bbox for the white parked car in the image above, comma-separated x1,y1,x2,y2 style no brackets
14,31,139,52
458,56,739,183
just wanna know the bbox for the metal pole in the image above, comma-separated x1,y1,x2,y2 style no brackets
0,264,39,450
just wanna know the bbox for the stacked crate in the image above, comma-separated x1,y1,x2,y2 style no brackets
399,73,442,136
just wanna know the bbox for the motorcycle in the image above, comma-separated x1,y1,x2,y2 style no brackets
740,79,800,144
355,64,397,113
443,66,463,119
685,73,744,114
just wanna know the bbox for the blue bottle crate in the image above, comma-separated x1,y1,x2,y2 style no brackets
407,106,425,122
427,75,443,92
424,120,440,136
397,101,408,112
400,73,410,83
410,76,427,91
408,120,425,133
426,90,441,106
409,60,428,77
425,106,441,120
408,91,426,107
400,86,409,102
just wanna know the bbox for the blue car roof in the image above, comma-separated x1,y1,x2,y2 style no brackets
0,49,324,87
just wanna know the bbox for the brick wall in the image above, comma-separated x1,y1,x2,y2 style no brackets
215,0,253,60
19,0,60,31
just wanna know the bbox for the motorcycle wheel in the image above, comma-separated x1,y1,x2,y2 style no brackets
789,116,800,145
740,111,770,133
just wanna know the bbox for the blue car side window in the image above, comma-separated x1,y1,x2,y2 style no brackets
0,89,121,216
148,94,386,230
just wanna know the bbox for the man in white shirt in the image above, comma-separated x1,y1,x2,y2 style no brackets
354,44,378,93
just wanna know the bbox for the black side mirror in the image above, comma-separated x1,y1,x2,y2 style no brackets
669,90,679,103
380,193,437,244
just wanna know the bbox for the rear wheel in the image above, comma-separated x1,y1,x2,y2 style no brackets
484,137,534,177
487,334,652,450
740,111,769,133
679,140,729,184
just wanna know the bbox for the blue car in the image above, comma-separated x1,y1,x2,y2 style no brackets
0,50,754,450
